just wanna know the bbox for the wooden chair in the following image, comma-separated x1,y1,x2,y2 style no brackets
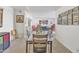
11,29,17,39
33,34,48,53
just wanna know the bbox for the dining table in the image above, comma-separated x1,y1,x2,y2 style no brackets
26,31,52,53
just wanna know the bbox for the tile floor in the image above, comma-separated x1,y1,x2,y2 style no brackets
4,39,26,53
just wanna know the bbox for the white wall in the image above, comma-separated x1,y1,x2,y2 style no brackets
0,6,14,40
31,11,56,18
31,11,56,26
56,6,79,52
14,9,25,38
24,11,30,39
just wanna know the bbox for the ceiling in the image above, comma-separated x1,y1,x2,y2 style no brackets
12,6,61,18
12,6,61,13
28,6,61,13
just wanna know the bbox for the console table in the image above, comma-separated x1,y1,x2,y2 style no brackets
0,32,10,52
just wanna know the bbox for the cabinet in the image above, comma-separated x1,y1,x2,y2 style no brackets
0,32,10,52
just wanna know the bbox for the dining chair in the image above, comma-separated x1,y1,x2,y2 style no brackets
33,34,48,53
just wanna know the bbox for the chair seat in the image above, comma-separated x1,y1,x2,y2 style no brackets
34,45,46,53
34,39,47,44
34,48,46,53
34,44,46,48
33,34,47,53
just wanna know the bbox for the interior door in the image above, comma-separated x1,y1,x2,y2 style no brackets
16,23,24,39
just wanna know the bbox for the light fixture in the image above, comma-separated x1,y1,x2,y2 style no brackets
19,10,22,13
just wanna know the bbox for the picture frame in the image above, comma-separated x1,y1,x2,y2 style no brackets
39,20,48,24
68,9,73,25
62,11,68,25
16,15,24,23
0,9,3,27
72,7,79,25
57,14,62,24
28,18,31,26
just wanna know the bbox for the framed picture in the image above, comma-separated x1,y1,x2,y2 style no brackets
68,9,73,25
62,11,68,25
16,15,24,23
39,20,48,24
0,9,3,27
57,14,62,24
28,18,31,26
73,7,79,25
73,7,79,14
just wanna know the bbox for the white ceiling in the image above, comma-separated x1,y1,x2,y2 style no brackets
28,6,61,13
12,6,61,13
12,6,61,18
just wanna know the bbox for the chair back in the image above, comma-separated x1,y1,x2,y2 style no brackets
33,34,48,53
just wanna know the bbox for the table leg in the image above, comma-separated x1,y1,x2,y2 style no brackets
26,41,28,53
50,41,52,53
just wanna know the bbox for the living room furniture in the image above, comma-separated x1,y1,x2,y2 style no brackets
0,32,10,52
